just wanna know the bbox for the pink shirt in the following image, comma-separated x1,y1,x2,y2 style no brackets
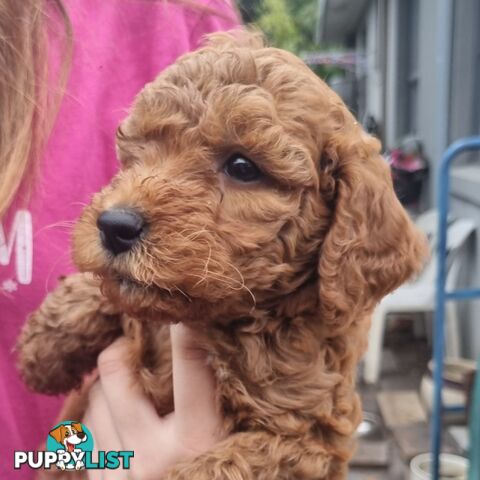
0,1,237,477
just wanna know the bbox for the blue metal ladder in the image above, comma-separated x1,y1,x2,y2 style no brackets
432,136,480,479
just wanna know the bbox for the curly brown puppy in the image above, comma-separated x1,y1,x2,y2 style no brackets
18,30,427,479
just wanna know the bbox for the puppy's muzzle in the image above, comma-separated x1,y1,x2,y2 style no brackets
97,208,144,255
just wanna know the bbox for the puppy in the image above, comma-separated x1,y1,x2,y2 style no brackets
49,423,87,470
18,30,427,479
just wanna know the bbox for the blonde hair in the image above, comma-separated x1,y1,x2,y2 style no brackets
0,0,236,218
0,0,72,217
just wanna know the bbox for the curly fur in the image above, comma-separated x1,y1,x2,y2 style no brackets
17,30,427,479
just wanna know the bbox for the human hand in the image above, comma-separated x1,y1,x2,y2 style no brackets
83,324,225,480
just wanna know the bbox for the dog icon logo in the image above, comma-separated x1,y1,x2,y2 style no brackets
46,421,93,471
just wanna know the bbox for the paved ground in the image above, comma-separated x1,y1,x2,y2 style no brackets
348,320,465,479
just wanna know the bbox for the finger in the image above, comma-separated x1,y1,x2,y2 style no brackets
83,405,103,480
86,381,125,454
86,400,129,480
85,383,130,480
96,337,161,449
83,425,104,480
170,323,223,442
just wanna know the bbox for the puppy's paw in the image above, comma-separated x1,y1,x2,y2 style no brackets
16,307,89,394
16,273,122,395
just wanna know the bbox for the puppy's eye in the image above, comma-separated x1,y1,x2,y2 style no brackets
65,432,70,437
224,155,262,183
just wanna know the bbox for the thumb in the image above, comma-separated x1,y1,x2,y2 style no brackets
97,337,160,448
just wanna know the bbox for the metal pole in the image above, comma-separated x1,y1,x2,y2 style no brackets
432,145,450,480
432,137,480,479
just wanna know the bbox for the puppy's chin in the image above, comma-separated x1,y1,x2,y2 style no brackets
97,274,254,325
97,275,194,322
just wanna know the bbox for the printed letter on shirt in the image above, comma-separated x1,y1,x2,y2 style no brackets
0,210,33,285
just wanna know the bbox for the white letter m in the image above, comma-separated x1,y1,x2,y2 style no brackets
0,210,32,285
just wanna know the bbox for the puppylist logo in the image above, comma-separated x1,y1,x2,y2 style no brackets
14,421,134,471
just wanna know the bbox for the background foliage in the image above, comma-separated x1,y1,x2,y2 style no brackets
236,0,342,80
237,0,319,54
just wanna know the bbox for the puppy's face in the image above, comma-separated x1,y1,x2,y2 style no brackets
73,32,426,324
49,423,86,452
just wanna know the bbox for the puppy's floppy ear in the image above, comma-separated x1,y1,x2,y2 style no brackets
49,425,66,444
318,115,427,335
72,422,83,433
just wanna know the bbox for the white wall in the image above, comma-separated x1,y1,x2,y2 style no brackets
364,0,383,127
384,0,400,148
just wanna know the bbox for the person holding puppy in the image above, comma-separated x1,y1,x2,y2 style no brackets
0,1,237,478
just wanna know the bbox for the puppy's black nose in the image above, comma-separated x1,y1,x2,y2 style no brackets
77,432,86,440
97,209,144,255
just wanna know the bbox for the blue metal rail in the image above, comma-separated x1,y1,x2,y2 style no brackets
432,136,480,479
